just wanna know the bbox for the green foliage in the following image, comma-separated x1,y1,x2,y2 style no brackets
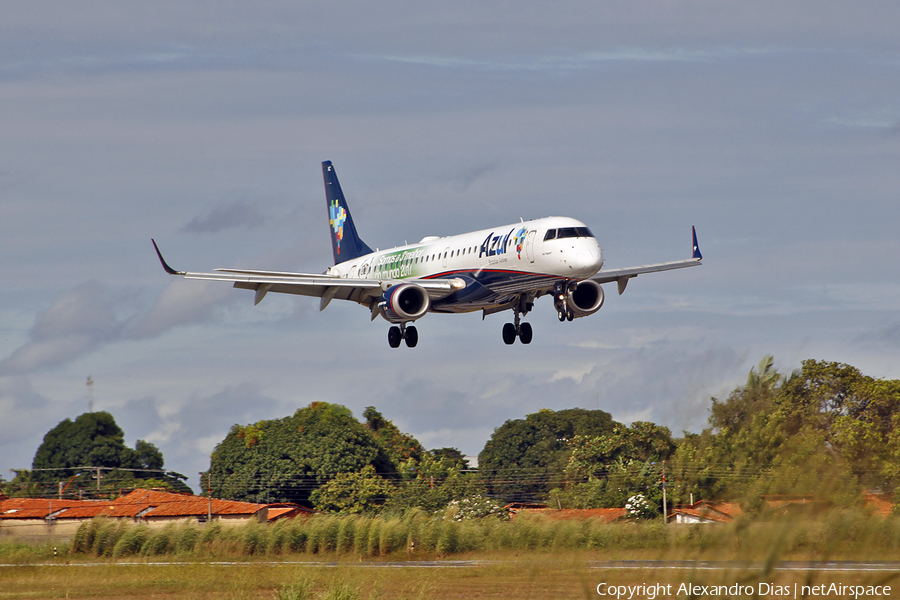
478,407,616,503
277,577,315,600
563,422,674,480
207,402,396,505
65,508,900,561
319,581,362,600
26,411,189,495
384,450,483,516
141,525,176,556
552,458,664,513
2,469,41,498
237,422,266,448
671,357,900,507
363,406,425,465
71,517,128,556
310,466,396,514
112,524,151,558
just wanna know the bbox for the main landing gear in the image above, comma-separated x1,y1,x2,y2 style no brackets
502,321,532,345
388,323,418,348
502,296,534,345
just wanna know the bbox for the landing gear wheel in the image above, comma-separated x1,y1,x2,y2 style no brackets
388,326,402,348
557,310,566,322
518,322,533,344
405,326,418,348
566,308,574,322
502,323,517,345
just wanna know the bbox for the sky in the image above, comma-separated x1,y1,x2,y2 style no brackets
2,2,899,494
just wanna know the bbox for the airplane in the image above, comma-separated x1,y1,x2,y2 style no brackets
152,160,702,348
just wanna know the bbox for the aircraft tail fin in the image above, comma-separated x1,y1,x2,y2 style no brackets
322,161,374,264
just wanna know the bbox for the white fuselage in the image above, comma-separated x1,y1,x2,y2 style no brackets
326,216,603,312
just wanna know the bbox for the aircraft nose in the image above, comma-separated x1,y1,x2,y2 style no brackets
569,244,603,277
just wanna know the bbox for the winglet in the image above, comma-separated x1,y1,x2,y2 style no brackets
152,239,185,275
692,226,702,260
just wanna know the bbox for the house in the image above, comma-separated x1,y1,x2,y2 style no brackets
667,500,743,524
863,492,894,518
0,497,103,537
264,502,316,522
0,488,310,537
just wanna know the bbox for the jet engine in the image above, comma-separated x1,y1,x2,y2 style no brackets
380,283,430,323
565,280,605,318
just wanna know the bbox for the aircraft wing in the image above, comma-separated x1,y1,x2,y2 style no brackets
591,226,703,295
152,240,464,310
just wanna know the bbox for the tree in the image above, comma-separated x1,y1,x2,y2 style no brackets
363,406,425,465
670,357,900,508
206,402,397,505
478,407,616,503
310,465,396,514
384,449,480,515
28,411,188,496
549,422,675,511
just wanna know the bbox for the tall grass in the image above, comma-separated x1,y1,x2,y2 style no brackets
66,507,900,560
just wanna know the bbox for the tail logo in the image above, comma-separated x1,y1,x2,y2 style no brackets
329,198,347,255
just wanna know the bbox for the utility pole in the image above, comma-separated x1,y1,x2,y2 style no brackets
204,472,212,523
661,460,667,525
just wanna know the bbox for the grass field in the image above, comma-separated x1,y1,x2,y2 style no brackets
2,554,898,600
3,512,900,599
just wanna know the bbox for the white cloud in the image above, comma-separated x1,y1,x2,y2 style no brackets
129,280,233,339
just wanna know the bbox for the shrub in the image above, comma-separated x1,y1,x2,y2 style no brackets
71,519,97,554
112,524,151,558
286,520,308,553
277,577,314,600
352,518,370,556
336,516,357,554
91,519,126,556
141,525,175,556
320,581,361,600
366,519,381,557
175,524,200,554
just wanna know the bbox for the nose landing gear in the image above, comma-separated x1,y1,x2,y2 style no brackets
388,323,418,348
554,281,575,322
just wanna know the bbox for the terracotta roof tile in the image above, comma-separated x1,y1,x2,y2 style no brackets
0,498,93,519
864,492,893,518
0,489,265,520
667,500,744,523
114,489,265,517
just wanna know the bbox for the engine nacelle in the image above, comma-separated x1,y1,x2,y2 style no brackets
379,283,430,323
566,279,605,318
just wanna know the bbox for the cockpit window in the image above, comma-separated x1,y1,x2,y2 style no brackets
556,227,595,239
543,229,557,241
